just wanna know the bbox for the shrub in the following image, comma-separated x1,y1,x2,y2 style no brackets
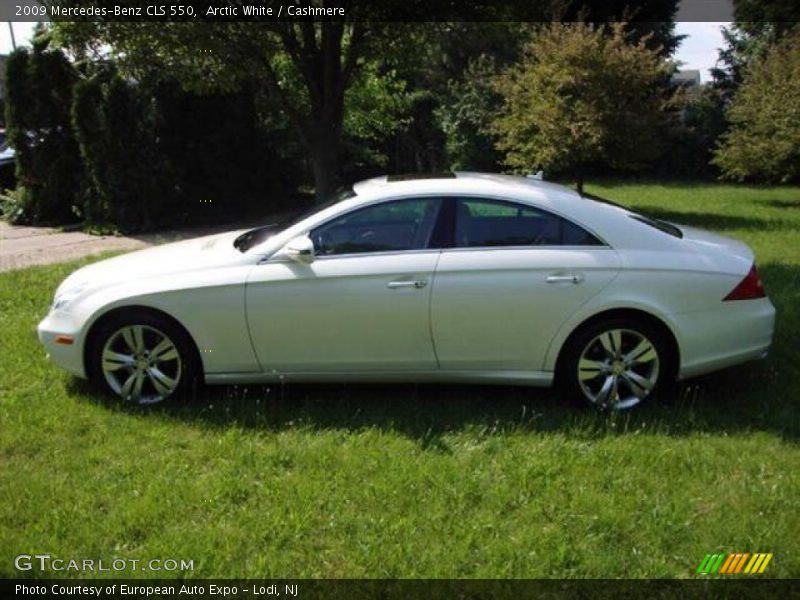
72,72,176,231
713,30,800,182
491,23,674,192
3,41,84,224
72,72,289,232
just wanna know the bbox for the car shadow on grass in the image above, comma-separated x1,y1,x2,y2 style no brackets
763,198,800,210
69,359,798,449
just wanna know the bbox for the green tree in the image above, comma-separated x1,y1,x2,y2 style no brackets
380,22,532,174
72,70,174,230
491,23,673,193
713,30,800,182
711,24,779,100
389,7,680,174
732,0,800,38
437,55,506,171
339,61,410,178
658,84,727,178
53,15,390,200
3,32,84,224
711,0,800,100
52,2,683,195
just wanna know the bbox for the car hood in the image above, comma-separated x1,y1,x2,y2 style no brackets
55,231,251,295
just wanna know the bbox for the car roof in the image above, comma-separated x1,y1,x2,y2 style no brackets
345,172,682,252
250,171,685,255
352,171,581,205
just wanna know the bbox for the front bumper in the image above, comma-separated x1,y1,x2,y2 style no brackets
37,311,87,379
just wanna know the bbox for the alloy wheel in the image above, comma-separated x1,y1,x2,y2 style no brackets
100,324,182,404
576,328,660,410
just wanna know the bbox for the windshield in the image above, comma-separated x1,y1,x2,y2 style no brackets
234,188,357,252
580,191,683,239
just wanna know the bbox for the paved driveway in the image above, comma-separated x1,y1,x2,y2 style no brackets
0,219,268,272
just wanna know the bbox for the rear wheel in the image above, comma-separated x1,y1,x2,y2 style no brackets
89,311,198,405
560,317,674,410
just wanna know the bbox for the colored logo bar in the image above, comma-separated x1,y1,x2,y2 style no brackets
697,553,773,574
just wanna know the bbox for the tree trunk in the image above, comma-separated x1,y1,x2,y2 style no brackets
575,168,585,195
309,127,340,201
267,22,360,201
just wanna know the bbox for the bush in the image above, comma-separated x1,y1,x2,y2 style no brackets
436,56,505,172
72,71,175,231
3,42,84,224
4,38,292,232
713,29,800,182
491,23,673,192
72,73,292,233
649,85,727,179
155,80,284,223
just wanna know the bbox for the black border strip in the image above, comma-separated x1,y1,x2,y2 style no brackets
2,578,798,600
0,0,754,23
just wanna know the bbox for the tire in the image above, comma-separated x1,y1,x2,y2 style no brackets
88,310,199,405
558,317,675,410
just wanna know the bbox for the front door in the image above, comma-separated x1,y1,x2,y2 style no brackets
246,197,443,373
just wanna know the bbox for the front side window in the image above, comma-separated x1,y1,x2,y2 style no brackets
454,198,602,247
311,198,443,256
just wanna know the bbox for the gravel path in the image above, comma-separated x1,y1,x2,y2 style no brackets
0,220,265,272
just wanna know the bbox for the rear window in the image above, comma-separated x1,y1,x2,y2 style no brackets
629,214,683,239
580,191,683,239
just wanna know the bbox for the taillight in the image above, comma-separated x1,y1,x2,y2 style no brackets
723,264,766,301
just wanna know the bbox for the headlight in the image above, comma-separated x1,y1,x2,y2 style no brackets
52,284,88,312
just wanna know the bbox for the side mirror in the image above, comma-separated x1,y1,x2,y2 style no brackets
283,234,315,263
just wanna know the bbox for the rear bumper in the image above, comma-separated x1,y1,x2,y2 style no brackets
37,311,87,379
675,297,775,380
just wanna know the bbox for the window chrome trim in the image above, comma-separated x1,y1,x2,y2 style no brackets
263,192,614,262
263,244,613,264
440,245,614,254
265,247,444,263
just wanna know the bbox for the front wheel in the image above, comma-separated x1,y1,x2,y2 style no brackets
88,311,198,405
559,318,674,410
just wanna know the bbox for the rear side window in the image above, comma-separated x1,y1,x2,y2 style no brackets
454,198,602,248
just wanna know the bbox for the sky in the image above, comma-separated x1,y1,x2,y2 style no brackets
2,21,728,83
0,22,37,55
674,22,729,81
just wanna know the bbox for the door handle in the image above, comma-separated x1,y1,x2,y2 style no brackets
546,273,584,284
387,280,427,289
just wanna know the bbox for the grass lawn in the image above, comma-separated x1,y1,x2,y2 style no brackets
1,180,799,579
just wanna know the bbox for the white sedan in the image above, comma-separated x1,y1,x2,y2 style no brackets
38,173,775,410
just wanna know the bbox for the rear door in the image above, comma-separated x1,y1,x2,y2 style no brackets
431,197,621,371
